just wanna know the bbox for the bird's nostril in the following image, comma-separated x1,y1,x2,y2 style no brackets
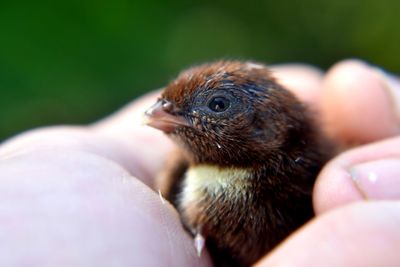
162,100,173,112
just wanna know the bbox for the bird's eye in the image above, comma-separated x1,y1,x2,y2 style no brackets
208,96,230,112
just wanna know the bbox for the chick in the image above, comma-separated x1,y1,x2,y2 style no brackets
144,61,334,266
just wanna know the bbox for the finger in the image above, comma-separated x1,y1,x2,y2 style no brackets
91,91,176,185
255,201,400,267
321,59,400,146
92,90,162,132
0,92,175,187
270,64,323,110
0,125,159,187
0,150,212,266
314,136,400,214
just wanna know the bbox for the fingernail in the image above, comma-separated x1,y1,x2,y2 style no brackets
350,159,400,200
374,68,400,120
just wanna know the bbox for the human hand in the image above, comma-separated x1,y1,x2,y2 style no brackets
0,59,398,266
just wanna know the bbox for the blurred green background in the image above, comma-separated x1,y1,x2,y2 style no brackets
1,0,399,141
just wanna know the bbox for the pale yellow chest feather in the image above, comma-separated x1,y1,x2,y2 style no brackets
180,165,252,205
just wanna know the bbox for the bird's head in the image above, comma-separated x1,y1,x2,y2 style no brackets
144,61,313,167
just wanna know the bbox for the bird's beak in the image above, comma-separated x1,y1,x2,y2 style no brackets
143,100,189,133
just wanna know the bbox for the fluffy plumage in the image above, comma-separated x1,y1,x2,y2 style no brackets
144,61,334,266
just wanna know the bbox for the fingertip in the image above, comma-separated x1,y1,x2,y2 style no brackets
321,59,400,145
92,90,162,132
270,64,323,109
89,90,176,185
313,159,364,214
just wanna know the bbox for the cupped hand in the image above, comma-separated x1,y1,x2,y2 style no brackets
0,59,399,266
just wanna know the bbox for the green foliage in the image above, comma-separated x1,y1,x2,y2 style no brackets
0,0,399,140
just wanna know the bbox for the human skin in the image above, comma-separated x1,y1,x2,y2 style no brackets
0,59,399,266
